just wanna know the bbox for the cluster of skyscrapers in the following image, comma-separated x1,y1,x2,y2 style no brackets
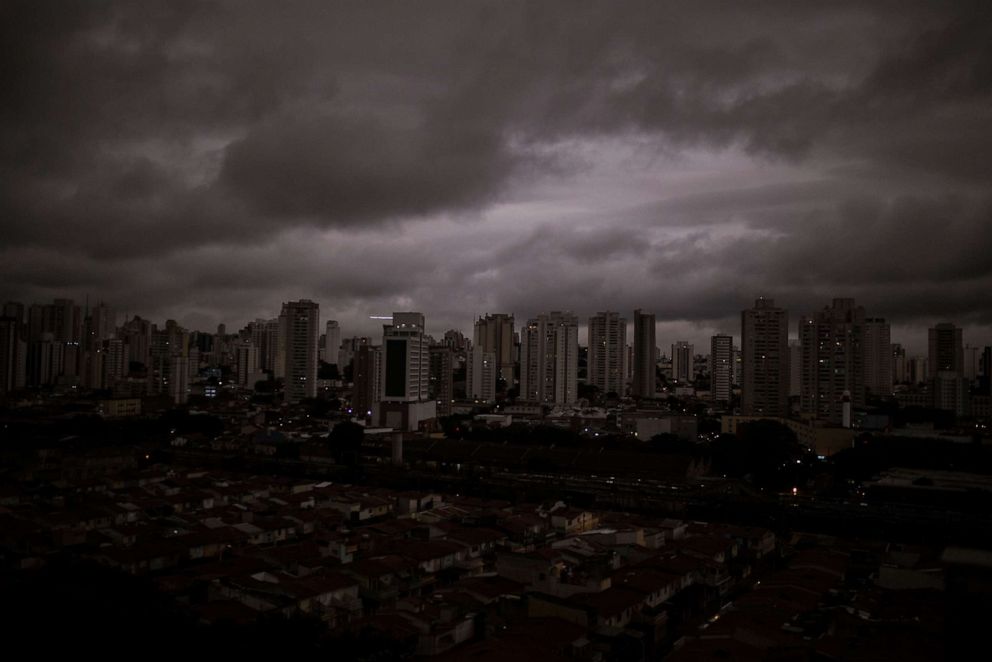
740,298,986,425
2,295,989,430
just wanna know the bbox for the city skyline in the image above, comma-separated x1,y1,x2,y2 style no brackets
3,293,989,358
2,2,991,353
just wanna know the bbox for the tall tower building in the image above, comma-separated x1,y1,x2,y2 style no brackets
236,341,260,387
101,338,127,390
631,309,656,399
442,329,469,353
382,312,429,402
928,323,965,415
120,316,153,369
741,297,789,417
279,300,319,403
588,311,626,396
257,319,279,373
909,356,928,385
0,317,21,394
710,334,733,404
429,345,455,415
863,318,892,397
352,344,382,418
788,339,802,398
928,323,963,378
168,332,192,405
981,346,992,394
324,320,341,367
800,298,865,424
85,303,115,350
519,311,579,405
379,312,435,430
466,347,496,403
671,341,694,384
964,345,980,383
473,314,515,390
892,343,907,384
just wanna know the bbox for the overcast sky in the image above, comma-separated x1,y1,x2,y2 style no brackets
2,1,991,352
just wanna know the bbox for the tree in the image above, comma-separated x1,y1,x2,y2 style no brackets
328,420,365,465
317,361,340,380
578,383,600,403
711,420,811,490
254,378,276,393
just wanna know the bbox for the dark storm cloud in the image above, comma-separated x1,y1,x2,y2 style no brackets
218,113,513,222
2,0,991,348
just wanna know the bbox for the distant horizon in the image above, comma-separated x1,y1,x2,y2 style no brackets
7,292,988,358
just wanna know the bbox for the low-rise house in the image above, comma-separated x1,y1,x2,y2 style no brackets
550,508,599,535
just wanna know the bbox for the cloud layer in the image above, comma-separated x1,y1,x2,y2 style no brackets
2,0,991,351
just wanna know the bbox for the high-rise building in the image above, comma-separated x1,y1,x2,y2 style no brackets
908,356,928,385
379,312,435,430
741,297,789,417
46,298,82,344
732,346,742,386
168,332,194,405
800,298,865,424
588,311,626,396
443,329,470,353
981,346,992,394
120,316,153,369
928,323,965,414
429,345,455,415
23,299,83,383
892,343,907,384
352,344,382,418
324,321,341,367
236,341,260,387
710,335,733,404
338,336,371,373
0,317,20,394
631,309,656,398
85,303,115,350
929,323,963,378
519,311,579,405
27,333,62,387
671,341,694,384
466,347,496,403
278,300,319,403
101,338,127,390
963,345,980,383
473,314,515,390
2,302,24,326
382,312,429,402
788,339,802,398
863,318,892,397
249,318,279,373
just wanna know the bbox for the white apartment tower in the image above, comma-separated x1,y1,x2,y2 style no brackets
381,312,430,402
519,311,579,405
466,348,497,403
